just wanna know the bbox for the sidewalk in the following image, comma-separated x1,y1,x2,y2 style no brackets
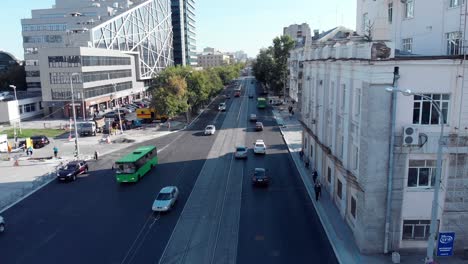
272,107,467,264
0,122,184,213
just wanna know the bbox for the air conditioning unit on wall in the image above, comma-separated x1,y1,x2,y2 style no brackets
403,126,419,146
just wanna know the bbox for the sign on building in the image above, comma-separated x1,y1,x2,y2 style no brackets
437,232,455,257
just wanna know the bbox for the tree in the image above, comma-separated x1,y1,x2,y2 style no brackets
271,35,295,94
0,64,26,91
187,71,210,111
149,70,188,118
252,35,295,95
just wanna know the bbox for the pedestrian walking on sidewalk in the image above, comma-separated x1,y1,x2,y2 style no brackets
314,182,322,201
53,146,58,158
27,146,33,156
94,150,99,160
312,169,318,183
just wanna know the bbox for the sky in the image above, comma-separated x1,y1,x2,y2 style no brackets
0,0,356,60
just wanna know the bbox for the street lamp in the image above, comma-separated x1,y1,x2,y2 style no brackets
9,85,21,136
70,73,80,158
386,87,445,263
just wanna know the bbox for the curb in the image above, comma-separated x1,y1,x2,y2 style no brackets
273,110,344,264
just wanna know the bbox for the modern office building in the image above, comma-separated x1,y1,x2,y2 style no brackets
288,0,468,257
0,51,22,73
171,0,197,66
21,0,173,117
283,23,312,47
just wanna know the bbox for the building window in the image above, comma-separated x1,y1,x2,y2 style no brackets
327,167,331,183
388,2,393,23
340,84,346,112
350,196,357,219
19,106,23,114
402,220,431,240
404,0,414,18
402,38,413,53
407,160,437,188
354,88,361,118
362,13,369,33
352,146,359,170
337,179,343,199
449,0,462,8
412,94,449,125
446,31,462,55
23,103,36,113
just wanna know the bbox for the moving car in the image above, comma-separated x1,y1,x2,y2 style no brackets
152,186,179,212
218,102,226,111
56,160,89,182
248,94,254,99
250,114,257,122
252,168,269,186
205,125,216,135
30,135,50,149
235,146,248,159
255,122,264,131
253,139,266,154
0,215,5,233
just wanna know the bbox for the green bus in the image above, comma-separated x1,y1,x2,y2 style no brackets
257,97,267,109
115,146,158,183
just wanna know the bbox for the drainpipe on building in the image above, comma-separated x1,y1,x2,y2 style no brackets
384,66,399,254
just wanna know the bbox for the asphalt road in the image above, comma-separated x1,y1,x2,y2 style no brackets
237,80,338,264
0,84,233,264
0,77,337,264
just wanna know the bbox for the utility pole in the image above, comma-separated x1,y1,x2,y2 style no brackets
70,73,80,158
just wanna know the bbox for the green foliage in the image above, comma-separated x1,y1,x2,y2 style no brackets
252,35,295,95
0,128,65,139
149,64,242,118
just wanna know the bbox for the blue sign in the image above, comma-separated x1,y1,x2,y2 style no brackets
437,232,455,257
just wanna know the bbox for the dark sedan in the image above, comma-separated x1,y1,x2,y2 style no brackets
56,160,88,182
252,168,269,186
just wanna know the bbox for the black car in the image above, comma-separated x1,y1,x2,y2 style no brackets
252,168,269,186
248,94,254,99
57,160,88,182
30,135,50,148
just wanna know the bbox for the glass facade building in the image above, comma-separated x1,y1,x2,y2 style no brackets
171,0,197,66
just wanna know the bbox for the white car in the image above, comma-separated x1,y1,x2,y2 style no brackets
152,186,179,212
250,114,257,122
0,215,5,233
205,125,216,135
235,146,248,159
218,102,226,111
253,139,266,154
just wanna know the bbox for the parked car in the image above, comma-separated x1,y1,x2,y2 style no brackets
252,168,269,186
30,135,50,149
152,186,179,212
204,125,216,135
56,160,88,182
250,114,257,122
218,102,226,111
235,146,248,159
253,139,266,154
224,94,231,99
255,122,264,131
0,215,5,233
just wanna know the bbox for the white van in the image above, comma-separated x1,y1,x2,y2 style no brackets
0,134,8,152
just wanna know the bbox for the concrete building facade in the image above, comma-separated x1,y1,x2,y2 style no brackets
297,39,468,255
21,0,173,117
197,52,230,68
283,23,312,47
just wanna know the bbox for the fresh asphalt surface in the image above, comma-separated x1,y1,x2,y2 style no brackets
0,77,337,264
